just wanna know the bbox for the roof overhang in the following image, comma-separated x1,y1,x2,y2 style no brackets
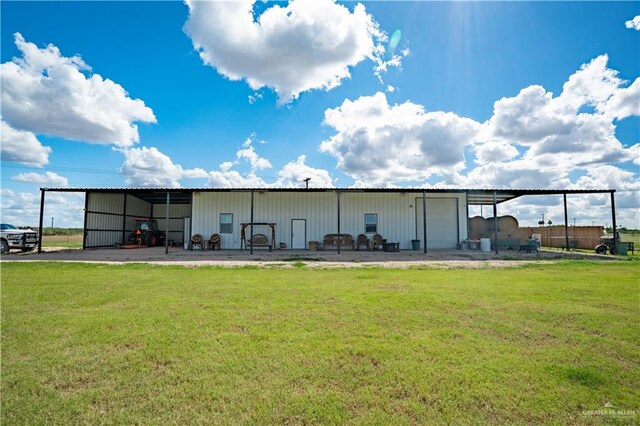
41,187,615,206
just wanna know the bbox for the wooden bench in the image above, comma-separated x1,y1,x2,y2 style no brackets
248,233,271,250
322,234,354,250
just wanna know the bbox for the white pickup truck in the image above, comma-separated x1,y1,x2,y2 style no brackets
1,223,39,254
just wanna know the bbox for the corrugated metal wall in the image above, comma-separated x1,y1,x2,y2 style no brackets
124,195,152,236
152,204,191,244
191,191,251,248
191,191,468,250
191,191,334,249
254,192,337,248
340,192,415,249
86,192,127,247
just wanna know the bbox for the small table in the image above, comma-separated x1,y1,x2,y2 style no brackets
466,240,480,250
382,242,399,252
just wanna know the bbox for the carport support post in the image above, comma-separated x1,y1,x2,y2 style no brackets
465,191,470,239
610,191,617,242
37,189,45,254
563,193,569,251
122,193,128,245
422,190,427,254
82,192,89,250
250,190,255,255
165,192,170,255
337,191,341,255
493,191,498,254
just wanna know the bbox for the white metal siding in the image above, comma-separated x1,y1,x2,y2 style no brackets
88,192,125,215
192,192,252,249
253,192,337,247
192,191,337,249
340,192,417,249
126,195,151,217
191,191,467,250
86,192,126,247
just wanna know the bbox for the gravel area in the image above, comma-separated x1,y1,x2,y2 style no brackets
0,246,618,269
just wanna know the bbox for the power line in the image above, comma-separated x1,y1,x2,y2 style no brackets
1,162,119,175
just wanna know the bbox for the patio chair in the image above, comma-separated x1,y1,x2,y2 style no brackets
190,233,204,251
371,234,385,250
356,234,370,251
208,233,221,250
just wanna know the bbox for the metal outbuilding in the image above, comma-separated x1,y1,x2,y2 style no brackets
37,187,617,255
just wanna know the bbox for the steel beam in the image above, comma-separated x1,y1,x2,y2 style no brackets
250,190,255,255
493,191,498,254
337,191,341,255
165,192,170,255
611,191,617,250
563,193,569,251
38,189,45,254
122,193,128,245
465,191,470,241
422,190,427,254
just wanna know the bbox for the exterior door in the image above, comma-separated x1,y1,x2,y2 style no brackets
291,219,306,249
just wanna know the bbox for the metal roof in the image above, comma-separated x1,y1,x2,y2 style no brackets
41,187,615,205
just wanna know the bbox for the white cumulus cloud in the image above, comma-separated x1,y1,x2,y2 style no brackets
275,155,334,188
184,0,399,104
625,15,640,30
120,147,207,188
473,141,520,165
207,142,334,188
0,189,84,228
482,55,639,171
1,33,156,147
0,119,51,166
11,171,69,187
320,92,480,185
236,137,273,171
119,141,333,190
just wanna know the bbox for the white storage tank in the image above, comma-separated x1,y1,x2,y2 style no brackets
480,238,491,252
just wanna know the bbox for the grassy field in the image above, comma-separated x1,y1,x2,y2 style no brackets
2,262,638,424
41,234,83,249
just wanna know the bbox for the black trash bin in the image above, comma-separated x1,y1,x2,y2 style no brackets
411,239,420,250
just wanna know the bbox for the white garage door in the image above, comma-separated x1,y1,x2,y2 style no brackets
415,198,459,249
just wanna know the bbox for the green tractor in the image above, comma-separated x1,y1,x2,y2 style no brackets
127,219,166,247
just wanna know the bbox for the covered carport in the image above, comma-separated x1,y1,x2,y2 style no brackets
465,189,617,254
37,188,193,254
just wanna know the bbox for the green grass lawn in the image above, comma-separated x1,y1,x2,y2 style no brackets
2,262,639,424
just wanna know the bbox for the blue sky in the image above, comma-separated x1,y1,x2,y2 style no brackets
1,1,639,228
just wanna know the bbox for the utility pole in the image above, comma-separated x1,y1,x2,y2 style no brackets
573,217,576,227
51,217,54,228
303,177,311,189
